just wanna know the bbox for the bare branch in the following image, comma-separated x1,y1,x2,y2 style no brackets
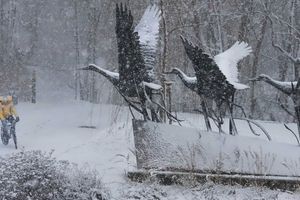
277,98,296,118
167,24,204,37
267,15,298,63
271,13,300,36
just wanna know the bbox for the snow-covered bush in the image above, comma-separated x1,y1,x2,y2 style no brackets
63,164,109,200
0,151,110,200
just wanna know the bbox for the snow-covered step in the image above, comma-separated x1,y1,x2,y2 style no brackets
128,170,300,191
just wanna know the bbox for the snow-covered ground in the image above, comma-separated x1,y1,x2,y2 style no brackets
1,101,300,199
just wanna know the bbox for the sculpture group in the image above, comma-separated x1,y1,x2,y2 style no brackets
81,3,295,138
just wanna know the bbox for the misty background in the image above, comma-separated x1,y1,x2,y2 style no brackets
0,0,299,122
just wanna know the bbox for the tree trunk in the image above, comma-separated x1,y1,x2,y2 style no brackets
294,105,300,139
160,0,168,123
249,17,268,118
294,61,300,80
31,70,36,104
0,0,4,65
86,4,100,103
74,0,80,100
238,14,250,43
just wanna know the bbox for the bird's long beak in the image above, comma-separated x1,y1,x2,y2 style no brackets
77,66,89,71
163,71,173,75
248,77,259,82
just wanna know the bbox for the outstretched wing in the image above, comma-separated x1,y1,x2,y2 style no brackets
115,4,147,85
214,41,252,88
180,36,226,79
135,5,161,82
180,36,235,101
180,36,213,69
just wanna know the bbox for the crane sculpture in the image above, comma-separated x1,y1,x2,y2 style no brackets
80,4,178,123
251,74,300,143
166,68,212,131
178,36,251,135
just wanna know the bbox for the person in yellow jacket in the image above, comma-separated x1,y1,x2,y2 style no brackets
0,96,20,123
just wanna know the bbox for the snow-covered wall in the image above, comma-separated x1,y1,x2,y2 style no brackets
133,120,300,176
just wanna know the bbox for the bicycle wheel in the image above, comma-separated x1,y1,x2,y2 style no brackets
10,125,17,149
1,129,9,145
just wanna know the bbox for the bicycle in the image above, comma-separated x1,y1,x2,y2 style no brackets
1,116,17,149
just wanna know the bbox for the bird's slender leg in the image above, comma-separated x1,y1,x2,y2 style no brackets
229,113,238,135
218,114,224,133
142,108,150,121
211,105,224,133
142,107,150,121
149,91,160,122
201,98,212,132
140,97,150,121
133,80,150,121
142,86,158,122
128,105,136,119
150,108,159,122
149,92,158,122
216,103,223,133
228,94,238,135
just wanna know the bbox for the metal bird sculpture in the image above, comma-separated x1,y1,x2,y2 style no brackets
179,36,251,134
165,68,212,131
81,4,165,122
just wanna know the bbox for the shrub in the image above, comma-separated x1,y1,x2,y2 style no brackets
0,151,110,200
